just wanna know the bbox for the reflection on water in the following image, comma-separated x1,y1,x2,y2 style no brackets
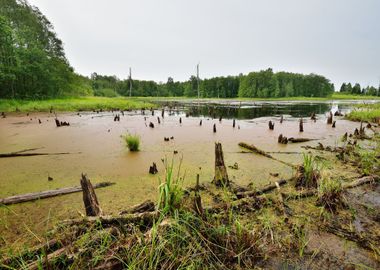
156,100,364,119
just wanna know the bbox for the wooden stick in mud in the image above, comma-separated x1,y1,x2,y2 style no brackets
80,174,102,216
193,174,204,217
0,151,77,158
238,142,296,168
213,142,229,186
236,179,287,198
0,182,115,205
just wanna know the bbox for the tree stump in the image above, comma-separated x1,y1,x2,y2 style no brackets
80,174,102,216
213,123,216,133
179,117,182,124
280,115,283,124
327,111,333,124
332,121,336,128
213,143,229,186
149,163,158,174
157,117,161,124
199,119,202,126
233,119,236,128
299,118,304,132
161,109,164,118
268,121,275,130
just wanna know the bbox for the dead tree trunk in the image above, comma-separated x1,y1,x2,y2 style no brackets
213,123,216,133
299,118,304,132
213,143,229,186
233,119,236,128
80,174,102,216
327,112,333,124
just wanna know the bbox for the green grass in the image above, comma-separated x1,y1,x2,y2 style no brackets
347,103,380,122
124,134,141,152
0,97,156,112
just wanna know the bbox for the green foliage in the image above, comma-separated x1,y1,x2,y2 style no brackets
358,149,377,175
158,158,184,214
347,103,380,122
0,0,89,99
302,153,320,186
94,88,118,97
124,134,140,152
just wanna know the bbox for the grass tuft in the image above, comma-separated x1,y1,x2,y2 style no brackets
124,134,141,152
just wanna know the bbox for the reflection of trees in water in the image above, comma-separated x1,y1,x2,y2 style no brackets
186,103,332,119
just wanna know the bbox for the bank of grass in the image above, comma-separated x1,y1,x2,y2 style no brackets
347,103,380,122
0,97,156,112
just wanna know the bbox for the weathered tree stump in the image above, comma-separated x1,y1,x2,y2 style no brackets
268,121,275,130
199,119,202,126
278,134,288,144
149,163,158,174
179,117,182,124
310,112,316,121
213,143,229,186
299,118,304,132
332,121,336,128
219,116,222,122
233,119,236,128
280,115,283,123
213,123,216,133
157,117,161,124
149,122,155,128
55,118,61,127
327,111,333,124
161,109,164,118
80,174,102,216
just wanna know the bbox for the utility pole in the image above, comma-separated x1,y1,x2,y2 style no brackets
129,67,132,97
197,63,200,100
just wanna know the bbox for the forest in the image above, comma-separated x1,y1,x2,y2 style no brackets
1,0,379,100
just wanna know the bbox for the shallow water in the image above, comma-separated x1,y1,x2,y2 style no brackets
0,100,372,249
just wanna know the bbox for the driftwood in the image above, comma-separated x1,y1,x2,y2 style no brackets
0,182,114,205
236,179,287,198
61,211,159,227
283,175,380,200
238,142,295,168
0,151,76,158
287,137,315,143
213,142,229,186
80,174,103,216
27,247,67,270
119,200,155,215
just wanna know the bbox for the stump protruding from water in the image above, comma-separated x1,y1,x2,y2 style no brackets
268,121,275,130
161,109,164,118
80,174,102,217
55,118,69,127
179,117,182,124
278,134,288,144
149,122,155,128
199,119,202,126
1,112,6,118
280,115,283,124
114,114,120,121
157,117,161,124
299,118,304,132
219,116,222,122
164,137,169,141
332,121,336,128
213,142,229,187
310,112,316,121
327,112,333,124
213,123,216,133
233,119,236,128
149,162,158,174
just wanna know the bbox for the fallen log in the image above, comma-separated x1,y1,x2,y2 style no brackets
119,200,155,215
61,210,159,227
239,142,296,168
287,138,316,143
0,182,115,205
236,179,287,198
0,152,76,158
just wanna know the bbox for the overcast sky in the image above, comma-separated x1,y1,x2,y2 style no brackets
28,0,380,88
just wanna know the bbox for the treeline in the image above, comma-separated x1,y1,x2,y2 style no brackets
91,68,334,98
339,82,380,96
0,0,91,99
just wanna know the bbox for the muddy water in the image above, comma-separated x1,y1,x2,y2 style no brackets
0,101,369,249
